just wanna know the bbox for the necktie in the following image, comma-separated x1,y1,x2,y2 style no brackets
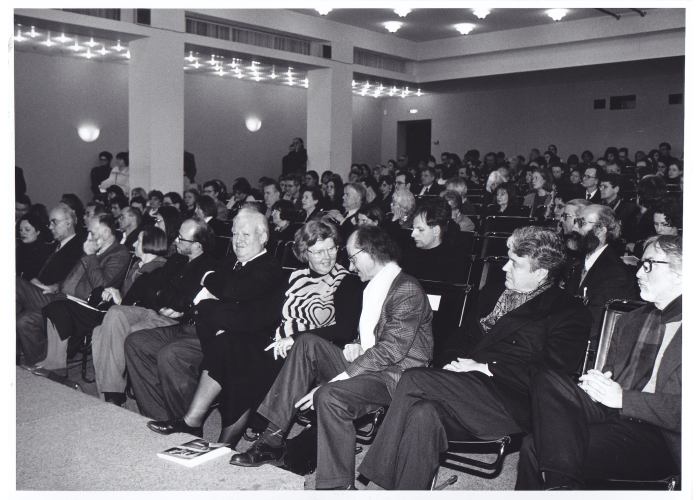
586,192,591,200
233,261,243,271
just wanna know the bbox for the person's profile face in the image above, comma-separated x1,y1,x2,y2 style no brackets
502,249,543,293
19,219,40,244
411,214,440,249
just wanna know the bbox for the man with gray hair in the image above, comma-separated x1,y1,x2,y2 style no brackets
359,226,591,489
565,204,638,341
126,210,286,426
517,235,681,489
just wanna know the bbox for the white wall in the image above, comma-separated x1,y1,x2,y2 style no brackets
382,59,685,163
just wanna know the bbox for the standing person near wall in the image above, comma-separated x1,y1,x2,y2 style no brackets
91,151,113,199
282,137,307,176
99,152,130,195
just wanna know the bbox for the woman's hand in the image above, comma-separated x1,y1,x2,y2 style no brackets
264,337,294,360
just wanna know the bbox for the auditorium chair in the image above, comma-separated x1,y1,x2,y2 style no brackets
478,234,510,259
280,240,304,271
481,216,536,235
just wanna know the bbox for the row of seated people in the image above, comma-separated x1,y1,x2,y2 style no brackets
16,199,680,489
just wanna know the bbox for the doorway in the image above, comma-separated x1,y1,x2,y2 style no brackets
397,119,431,168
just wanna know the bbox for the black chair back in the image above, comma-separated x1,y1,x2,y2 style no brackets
481,216,536,235
591,299,646,371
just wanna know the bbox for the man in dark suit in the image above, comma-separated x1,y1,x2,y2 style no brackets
517,235,681,489
417,166,444,196
599,173,640,245
581,166,602,203
230,226,434,490
357,226,591,490
565,204,639,343
338,182,366,243
16,207,122,365
196,195,231,259
125,209,285,423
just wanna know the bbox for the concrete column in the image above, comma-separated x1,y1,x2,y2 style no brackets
128,31,184,193
306,63,353,177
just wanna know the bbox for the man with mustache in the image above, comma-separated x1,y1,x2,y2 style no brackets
564,204,639,343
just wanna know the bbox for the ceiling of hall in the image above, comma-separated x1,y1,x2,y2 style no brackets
292,8,655,42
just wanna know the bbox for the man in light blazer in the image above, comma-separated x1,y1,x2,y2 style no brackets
230,225,434,490
516,234,681,489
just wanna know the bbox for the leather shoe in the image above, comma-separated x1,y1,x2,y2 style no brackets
146,418,203,437
229,440,284,467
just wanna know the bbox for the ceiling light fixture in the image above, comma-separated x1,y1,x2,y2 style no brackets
14,28,27,42
41,31,56,47
82,48,95,59
124,50,131,59
416,88,423,97
55,32,72,44
394,8,411,17
384,21,403,33
455,23,476,35
546,8,568,21
98,45,108,56
68,39,82,52
270,65,278,79
112,40,124,52
316,8,332,16
472,8,490,19
26,26,40,39
186,51,197,63
85,37,98,48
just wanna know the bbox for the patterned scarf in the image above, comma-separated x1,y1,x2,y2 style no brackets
616,295,682,391
480,280,552,333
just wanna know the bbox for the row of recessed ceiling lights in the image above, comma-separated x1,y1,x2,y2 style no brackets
316,8,569,34
351,80,423,98
14,25,130,59
184,53,310,87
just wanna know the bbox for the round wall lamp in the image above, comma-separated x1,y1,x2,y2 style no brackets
77,122,100,142
245,116,262,132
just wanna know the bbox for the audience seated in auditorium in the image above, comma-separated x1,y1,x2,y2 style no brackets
148,220,362,447
444,177,478,216
262,179,282,220
516,235,681,490
202,180,230,221
634,174,667,245
118,207,142,249
402,197,465,283
581,166,602,203
77,218,216,406
196,195,231,257
417,166,443,196
147,190,164,218
280,174,303,211
33,227,168,392
20,213,130,370
230,226,433,490
182,188,199,219
163,192,183,212
485,182,522,216
300,186,322,222
126,210,284,426
99,152,129,195
377,175,394,214
599,173,639,245
442,191,475,232
16,213,53,281
393,171,414,194
356,205,386,228
333,182,366,243
267,199,298,246
564,205,639,342
358,226,591,490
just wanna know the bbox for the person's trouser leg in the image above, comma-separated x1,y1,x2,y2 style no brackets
92,306,176,394
257,334,348,433
156,328,202,420
125,324,192,420
39,319,68,370
358,368,522,490
17,311,48,365
313,372,392,489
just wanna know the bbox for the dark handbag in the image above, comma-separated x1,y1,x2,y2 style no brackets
86,287,114,311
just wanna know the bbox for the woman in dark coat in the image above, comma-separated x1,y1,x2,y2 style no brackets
16,213,54,280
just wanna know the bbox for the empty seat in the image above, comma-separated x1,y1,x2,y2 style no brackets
479,234,509,258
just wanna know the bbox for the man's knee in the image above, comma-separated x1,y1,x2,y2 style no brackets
124,329,151,359
314,383,343,412
407,399,440,428
395,367,432,394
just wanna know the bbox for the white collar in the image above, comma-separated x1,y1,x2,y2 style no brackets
584,244,608,271
237,248,267,267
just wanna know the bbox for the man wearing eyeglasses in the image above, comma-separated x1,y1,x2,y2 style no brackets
517,235,681,489
81,218,215,406
581,167,602,203
127,209,285,426
564,204,638,341
230,226,433,490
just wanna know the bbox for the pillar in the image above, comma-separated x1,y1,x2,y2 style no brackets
128,30,184,193
306,63,353,177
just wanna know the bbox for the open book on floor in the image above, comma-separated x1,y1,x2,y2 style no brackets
157,439,230,467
